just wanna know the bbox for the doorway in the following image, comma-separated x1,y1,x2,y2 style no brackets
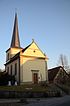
33,73,38,84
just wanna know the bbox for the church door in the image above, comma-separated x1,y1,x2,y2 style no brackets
33,73,38,84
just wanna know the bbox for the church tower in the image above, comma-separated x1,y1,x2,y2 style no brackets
5,13,22,84
10,13,20,48
6,13,22,62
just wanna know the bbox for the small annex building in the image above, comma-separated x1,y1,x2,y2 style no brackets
48,66,69,84
5,13,48,85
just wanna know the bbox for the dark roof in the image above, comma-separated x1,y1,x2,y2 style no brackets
22,44,31,52
5,52,20,65
10,13,20,48
48,66,63,81
5,44,30,65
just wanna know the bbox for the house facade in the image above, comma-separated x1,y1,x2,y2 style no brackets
5,14,48,85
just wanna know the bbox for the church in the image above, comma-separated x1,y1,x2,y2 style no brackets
5,13,48,85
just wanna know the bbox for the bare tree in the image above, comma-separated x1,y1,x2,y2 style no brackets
57,54,69,71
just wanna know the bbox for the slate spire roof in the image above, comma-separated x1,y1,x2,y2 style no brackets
10,13,20,48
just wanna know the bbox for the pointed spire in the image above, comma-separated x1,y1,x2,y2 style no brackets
10,13,20,48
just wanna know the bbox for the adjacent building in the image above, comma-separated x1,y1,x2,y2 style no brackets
48,66,69,84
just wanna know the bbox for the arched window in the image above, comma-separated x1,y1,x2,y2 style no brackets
7,67,9,74
15,63,17,75
10,65,12,75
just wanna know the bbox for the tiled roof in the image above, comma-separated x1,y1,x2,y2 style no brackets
22,44,31,52
48,66,63,81
5,44,31,65
5,52,20,65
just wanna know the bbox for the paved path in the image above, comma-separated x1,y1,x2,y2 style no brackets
25,95,70,106
0,95,70,106
0,99,20,103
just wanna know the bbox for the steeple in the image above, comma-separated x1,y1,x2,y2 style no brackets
10,13,20,48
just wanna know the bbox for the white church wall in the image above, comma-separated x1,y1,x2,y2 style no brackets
20,56,47,84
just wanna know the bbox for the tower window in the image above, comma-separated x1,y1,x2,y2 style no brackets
7,53,9,61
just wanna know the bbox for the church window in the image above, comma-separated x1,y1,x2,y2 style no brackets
33,50,36,53
10,65,12,75
15,63,17,75
7,67,9,74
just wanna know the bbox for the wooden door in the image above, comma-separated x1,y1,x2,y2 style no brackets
33,73,38,84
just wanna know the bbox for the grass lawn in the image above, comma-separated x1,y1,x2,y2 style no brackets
0,84,50,92
0,84,66,98
0,83,69,94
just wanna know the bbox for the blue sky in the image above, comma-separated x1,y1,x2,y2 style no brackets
0,0,70,69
